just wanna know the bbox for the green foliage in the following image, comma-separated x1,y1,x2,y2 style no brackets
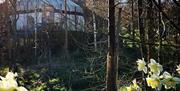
18,69,67,91
0,66,9,76
120,28,140,48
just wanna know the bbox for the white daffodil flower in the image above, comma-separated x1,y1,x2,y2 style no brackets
5,72,18,80
146,75,161,89
126,86,135,91
0,79,18,91
161,71,176,89
0,76,6,81
0,72,28,91
132,79,141,91
162,71,172,78
17,87,28,91
136,58,147,74
148,59,163,75
126,79,142,91
176,64,180,74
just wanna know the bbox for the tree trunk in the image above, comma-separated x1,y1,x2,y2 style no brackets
116,7,122,89
92,0,97,51
147,0,154,62
106,0,117,91
138,0,147,60
158,0,162,63
132,0,135,47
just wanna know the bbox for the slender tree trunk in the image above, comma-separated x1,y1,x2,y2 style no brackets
158,0,162,63
6,0,11,61
138,1,148,90
9,0,17,63
35,0,38,64
138,0,146,60
9,0,17,70
92,0,97,51
147,0,154,62
106,0,117,91
116,7,122,89
132,0,135,47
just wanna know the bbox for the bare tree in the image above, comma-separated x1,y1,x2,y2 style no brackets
106,0,117,91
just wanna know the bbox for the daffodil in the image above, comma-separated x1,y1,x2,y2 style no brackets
148,59,163,75
0,72,28,91
126,79,142,91
0,79,18,91
0,72,18,90
126,86,134,91
146,75,161,89
176,64,180,74
161,72,177,89
136,58,147,74
5,72,17,80
17,87,28,91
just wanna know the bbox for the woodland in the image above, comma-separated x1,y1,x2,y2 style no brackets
0,0,179,91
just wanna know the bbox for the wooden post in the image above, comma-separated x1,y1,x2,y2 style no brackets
106,0,117,91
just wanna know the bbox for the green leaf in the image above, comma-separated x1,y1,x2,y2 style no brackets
173,77,180,84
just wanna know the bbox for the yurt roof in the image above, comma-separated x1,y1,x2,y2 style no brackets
16,0,83,13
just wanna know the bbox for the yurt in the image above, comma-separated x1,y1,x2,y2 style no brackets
12,0,84,31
